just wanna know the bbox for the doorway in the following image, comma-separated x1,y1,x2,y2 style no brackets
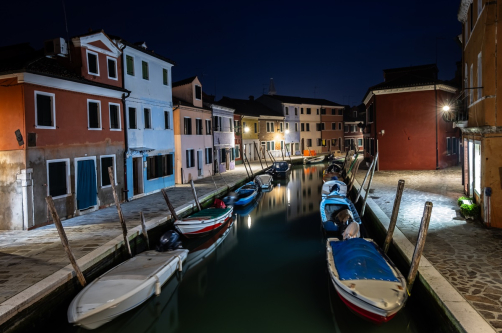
197,150,203,176
75,157,97,211
133,157,144,196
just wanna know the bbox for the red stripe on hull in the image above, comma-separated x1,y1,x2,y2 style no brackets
182,216,232,237
336,290,396,324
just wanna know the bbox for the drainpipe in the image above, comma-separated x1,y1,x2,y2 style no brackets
119,42,131,201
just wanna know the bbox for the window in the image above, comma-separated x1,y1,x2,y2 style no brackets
264,141,275,151
205,148,212,164
195,85,202,100
106,57,117,80
184,117,192,135
220,148,227,163
345,139,351,149
35,91,55,128
285,122,289,131
234,120,239,132
331,138,336,146
295,108,298,115
206,120,211,134
235,147,240,159
353,111,357,117
351,125,357,132
164,111,170,129
306,123,310,131
186,149,195,168
452,137,458,154
338,123,342,130
88,100,101,129
331,109,336,115
109,103,120,130
344,125,349,133
47,159,70,198
126,55,134,76
317,138,322,146
285,106,289,115
214,116,220,131
478,0,482,17
368,104,374,122
100,155,115,187
321,108,326,115
301,108,304,114
87,50,99,75
306,108,311,114
478,52,482,100
358,138,363,147
316,109,319,115
129,108,137,129
295,123,298,132
470,64,474,104
331,122,336,130
301,123,305,131
142,61,149,80
147,154,173,180
306,139,312,147
196,119,203,135
447,137,452,155
266,122,275,133
144,108,151,129
163,68,169,86
338,109,343,115
280,122,283,132
229,118,233,132
474,142,481,194
254,123,258,133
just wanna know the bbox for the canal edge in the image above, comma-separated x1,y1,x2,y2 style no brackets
352,179,495,333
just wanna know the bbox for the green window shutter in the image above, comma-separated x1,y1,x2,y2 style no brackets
142,61,149,80
163,69,168,85
126,55,134,75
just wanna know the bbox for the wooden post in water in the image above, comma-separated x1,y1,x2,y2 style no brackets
407,201,433,293
240,147,250,179
355,158,374,203
45,196,86,287
244,152,254,177
108,167,132,257
161,189,179,220
360,152,378,217
190,180,201,211
139,211,150,250
254,142,265,169
383,180,405,254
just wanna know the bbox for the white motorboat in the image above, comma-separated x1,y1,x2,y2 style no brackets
254,174,273,189
174,207,233,237
326,238,407,324
303,155,325,164
321,180,347,198
68,249,188,330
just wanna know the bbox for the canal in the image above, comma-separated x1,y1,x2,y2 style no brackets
59,164,441,333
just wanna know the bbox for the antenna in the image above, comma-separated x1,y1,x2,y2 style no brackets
268,78,277,95
62,0,71,62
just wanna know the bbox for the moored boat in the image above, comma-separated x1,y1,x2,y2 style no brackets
255,174,273,189
68,249,188,330
321,179,347,198
304,155,325,164
266,161,291,178
320,193,361,235
326,238,408,324
174,205,233,237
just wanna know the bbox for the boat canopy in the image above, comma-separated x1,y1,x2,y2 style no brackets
330,239,399,282
273,162,289,171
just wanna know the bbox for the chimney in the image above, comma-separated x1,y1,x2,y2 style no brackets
249,95,254,101
268,78,277,95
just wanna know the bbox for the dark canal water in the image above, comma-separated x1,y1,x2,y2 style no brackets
60,164,441,333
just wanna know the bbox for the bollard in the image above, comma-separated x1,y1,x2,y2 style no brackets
383,180,405,254
46,196,87,287
108,167,132,257
161,188,179,221
360,152,378,217
407,201,433,294
355,158,375,203
190,180,201,211
139,211,150,250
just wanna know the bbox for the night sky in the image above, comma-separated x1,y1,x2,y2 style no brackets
2,0,461,105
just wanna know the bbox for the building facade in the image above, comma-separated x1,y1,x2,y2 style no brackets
343,105,365,152
0,31,128,229
321,106,345,152
172,77,213,184
210,103,236,173
362,64,459,171
114,38,175,200
458,0,502,228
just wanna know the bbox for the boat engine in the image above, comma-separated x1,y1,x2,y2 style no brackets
156,230,182,252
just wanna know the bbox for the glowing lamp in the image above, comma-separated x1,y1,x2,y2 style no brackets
442,105,450,112
285,129,290,134
244,127,250,133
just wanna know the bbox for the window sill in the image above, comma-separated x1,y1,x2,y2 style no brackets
88,128,102,131
110,128,122,131
51,193,72,200
36,126,56,130
108,76,118,81
146,175,173,181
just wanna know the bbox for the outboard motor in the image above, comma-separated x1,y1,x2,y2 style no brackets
156,230,182,252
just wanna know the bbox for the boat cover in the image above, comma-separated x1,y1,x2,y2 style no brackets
273,162,290,171
330,239,399,282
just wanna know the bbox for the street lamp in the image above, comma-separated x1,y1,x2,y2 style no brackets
442,105,450,112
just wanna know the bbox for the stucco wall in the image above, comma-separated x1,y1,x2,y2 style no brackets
321,108,344,152
0,81,25,150
0,150,25,230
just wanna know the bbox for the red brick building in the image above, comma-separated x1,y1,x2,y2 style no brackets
363,64,460,170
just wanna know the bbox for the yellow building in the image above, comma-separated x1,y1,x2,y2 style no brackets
458,0,502,227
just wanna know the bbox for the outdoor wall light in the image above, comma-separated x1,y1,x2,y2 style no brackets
285,129,290,134
244,126,250,133
442,105,450,112
379,130,385,136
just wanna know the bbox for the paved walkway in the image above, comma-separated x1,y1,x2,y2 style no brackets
0,159,290,306
355,166,502,332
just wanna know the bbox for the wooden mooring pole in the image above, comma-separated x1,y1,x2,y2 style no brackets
254,142,265,169
244,152,254,177
45,196,86,287
161,189,179,220
407,201,433,294
108,167,132,257
190,179,202,211
355,158,375,203
139,211,150,250
383,180,405,254
360,152,378,217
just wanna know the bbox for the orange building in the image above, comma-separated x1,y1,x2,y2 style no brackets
0,31,128,229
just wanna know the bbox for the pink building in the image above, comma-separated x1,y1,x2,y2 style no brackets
172,76,213,184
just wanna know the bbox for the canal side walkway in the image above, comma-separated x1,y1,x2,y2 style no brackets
0,157,301,329
355,166,502,333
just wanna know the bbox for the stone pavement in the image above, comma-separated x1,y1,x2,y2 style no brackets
0,158,295,307
355,166,502,332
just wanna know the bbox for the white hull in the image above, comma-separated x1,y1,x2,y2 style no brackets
255,174,273,189
174,207,233,236
68,249,188,330
304,156,325,164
